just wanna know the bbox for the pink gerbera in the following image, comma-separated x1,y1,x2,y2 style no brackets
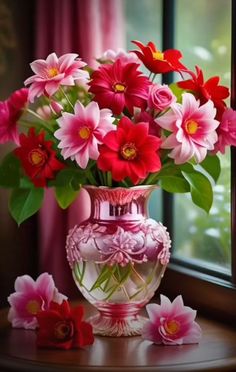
156,93,219,164
54,101,115,169
24,53,89,102
97,116,162,184
89,59,150,115
0,88,28,145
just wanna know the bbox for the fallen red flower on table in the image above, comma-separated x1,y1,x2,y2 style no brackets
36,300,94,349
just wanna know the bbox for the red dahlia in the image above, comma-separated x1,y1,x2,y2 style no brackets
14,127,64,187
89,59,150,115
97,116,162,184
132,40,188,74
36,300,94,350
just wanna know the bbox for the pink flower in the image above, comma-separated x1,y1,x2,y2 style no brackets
7,273,67,330
24,53,88,102
89,59,150,115
148,83,176,111
100,48,139,63
54,101,115,169
0,88,28,145
213,108,236,154
142,295,202,345
156,93,219,164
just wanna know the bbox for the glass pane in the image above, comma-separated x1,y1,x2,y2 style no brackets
124,0,162,50
173,0,231,273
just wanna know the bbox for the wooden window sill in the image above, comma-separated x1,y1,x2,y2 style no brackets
0,301,236,372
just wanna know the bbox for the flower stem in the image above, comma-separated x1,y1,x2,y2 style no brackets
86,171,98,186
59,87,74,111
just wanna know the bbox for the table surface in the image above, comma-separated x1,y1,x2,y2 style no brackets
0,301,236,372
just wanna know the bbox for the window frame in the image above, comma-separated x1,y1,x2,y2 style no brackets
160,0,236,321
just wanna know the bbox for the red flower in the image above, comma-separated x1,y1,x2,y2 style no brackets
89,59,150,115
177,66,229,120
14,127,65,187
131,40,188,74
97,116,162,184
36,300,94,350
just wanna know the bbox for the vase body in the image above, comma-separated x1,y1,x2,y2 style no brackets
66,185,171,336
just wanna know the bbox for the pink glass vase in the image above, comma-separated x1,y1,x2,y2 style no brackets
66,185,171,336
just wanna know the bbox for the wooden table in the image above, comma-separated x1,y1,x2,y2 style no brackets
0,302,236,372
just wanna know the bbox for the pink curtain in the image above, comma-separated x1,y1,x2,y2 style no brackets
36,0,125,297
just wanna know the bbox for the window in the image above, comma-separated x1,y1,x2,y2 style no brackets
124,0,236,322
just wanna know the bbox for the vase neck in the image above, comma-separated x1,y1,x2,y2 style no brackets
84,186,156,221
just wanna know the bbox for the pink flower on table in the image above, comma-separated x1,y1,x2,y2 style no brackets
7,273,67,330
54,101,115,169
156,93,219,164
24,53,88,102
97,116,162,184
213,108,236,154
142,295,202,345
0,88,28,145
89,59,150,115
148,83,176,111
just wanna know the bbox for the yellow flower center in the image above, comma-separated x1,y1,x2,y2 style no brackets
47,67,59,77
164,320,180,335
26,300,41,315
152,51,164,61
185,119,199,135
120,143,138,160
114,83,126,93
79,126,91,140
54,320,73,340
28,149,46,166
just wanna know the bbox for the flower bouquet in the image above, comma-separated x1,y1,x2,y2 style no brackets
1,40,235,336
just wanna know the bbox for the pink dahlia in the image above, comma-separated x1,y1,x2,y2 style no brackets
142,295,202,345
213,108,236,154
54,101,115,169
25,53,89,102
156,93,219,164
89,59,150,115
0,88,28,145
8,273,67,330
97,116,162,184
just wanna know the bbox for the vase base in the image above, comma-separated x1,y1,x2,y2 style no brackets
88,312,148,337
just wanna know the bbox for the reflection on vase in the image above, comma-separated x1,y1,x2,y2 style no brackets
66,185,171,336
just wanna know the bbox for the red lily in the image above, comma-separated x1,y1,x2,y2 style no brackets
131,40,188,74
177,66,230,120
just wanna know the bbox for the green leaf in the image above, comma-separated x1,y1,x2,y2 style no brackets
169,82,184,103
159,175,190,193
49,168,86,190
0,152,20,188
182,171,213,213
55,184,80,209
198,155,221,183
9,187,44,225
